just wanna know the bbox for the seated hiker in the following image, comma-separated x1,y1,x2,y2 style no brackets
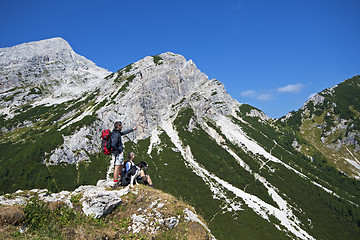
121,151,153,187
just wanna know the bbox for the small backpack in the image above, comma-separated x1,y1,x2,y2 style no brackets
101,129,112,155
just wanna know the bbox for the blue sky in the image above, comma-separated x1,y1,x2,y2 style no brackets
1,0,359,118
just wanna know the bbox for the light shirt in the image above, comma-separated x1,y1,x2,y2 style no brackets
125,161,135,172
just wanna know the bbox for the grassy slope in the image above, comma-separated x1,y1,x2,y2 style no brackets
300,114,360,177
0,92,108,194
113,105,360,239
281,76,360,178
235,104,360,239
125,108,290,240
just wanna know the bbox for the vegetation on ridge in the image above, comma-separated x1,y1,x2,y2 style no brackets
0,185,210,239
279,75,360,179
152,55,163,65
0,90,108,195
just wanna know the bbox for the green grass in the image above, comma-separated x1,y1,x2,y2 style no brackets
124,135,223,222
232,105,360,239
124,108,290,239
277,75,360,180
234,105,360,201
261,161,360,240
209,207,289,240
48,163,78,191
175,109,277,208
0,126,63,194
77,152,109,185
0,89,105,194
331,76,360,120
210,106,360,239
238,103,261,115
152,55,163,65
20,196,110,239
298,104,360,178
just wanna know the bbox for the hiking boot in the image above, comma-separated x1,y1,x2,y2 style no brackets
112,181,119,189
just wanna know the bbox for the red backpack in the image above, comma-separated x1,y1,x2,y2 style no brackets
101,129,112,155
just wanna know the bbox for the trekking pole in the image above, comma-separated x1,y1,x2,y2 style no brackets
124,135,133,143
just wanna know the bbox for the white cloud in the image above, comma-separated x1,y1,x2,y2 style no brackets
257,93,274,101
240,90,257,97
240,90,274,101
277,83,304,93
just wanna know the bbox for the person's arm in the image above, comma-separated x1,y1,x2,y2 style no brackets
120,126,137,135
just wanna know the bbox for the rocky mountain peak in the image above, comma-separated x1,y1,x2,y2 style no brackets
302,93,325,109
0,37,73,66
98,51,236,140
0,37,110,110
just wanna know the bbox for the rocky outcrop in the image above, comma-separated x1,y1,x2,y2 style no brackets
0,182,214,239
0,182,128,219
0,206,25,226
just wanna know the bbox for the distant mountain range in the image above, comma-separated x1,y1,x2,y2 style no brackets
0,38,359,239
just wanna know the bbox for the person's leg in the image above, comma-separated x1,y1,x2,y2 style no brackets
113,152,124,184
146,175,153,186
118,152,124,179
139,171,153,186
139,170,147,183
114,165,120,182
118,164,124,180
112,153,118,182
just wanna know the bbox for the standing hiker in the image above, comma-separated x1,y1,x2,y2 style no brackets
111,121,137,186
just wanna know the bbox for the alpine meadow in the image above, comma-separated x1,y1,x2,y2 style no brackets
0,38,360,239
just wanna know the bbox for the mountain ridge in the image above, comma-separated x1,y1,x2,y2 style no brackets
1,38,360,240
279,75,360,179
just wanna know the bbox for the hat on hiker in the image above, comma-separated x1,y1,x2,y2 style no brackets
114,121,122,128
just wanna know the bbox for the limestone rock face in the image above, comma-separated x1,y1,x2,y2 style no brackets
98,52,239,139
0,183,129,219
15,43,242,166
0,37,110,110
1,38,243,166
0,38,246,168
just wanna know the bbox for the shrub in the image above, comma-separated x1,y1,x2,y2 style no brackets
153,55,163,65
